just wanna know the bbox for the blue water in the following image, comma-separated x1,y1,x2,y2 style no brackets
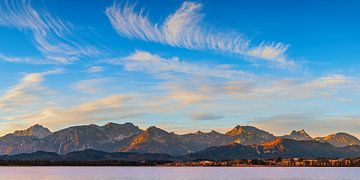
0,167,359,180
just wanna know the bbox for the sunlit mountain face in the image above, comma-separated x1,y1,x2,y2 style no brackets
0,0,360,141
1,123,359,155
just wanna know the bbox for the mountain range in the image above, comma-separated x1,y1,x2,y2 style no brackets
0,149,176,162
187,138,360,160
1,122,359,158
1,138,360,164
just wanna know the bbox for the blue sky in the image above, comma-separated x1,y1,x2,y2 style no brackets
0,0,360,137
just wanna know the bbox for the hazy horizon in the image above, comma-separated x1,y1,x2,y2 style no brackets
1,0,360,138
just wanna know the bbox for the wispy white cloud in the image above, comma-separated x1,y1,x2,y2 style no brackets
108,50,248,78
73,78,111,94
7,90,205,130
305,74,350,88
2,72,360,135
12,94,137,128
106,1,295,68
153,73,356,118
0,0,101,63
87,66,104,73
220,74,353,100
0,69,63,111
191,112,223,120
3,84,214,131
0,53,51,64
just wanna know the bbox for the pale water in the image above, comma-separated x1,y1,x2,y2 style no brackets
0,167,359,180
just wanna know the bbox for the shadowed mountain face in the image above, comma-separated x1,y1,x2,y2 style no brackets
1,123,360,156
0,122,143,155
187,138,360,161
0,124,276,155
0,149,177,162
120,126,190,155
282,129,313,141
120,125,281,155
281,130,360,147
0,125,51,155
121,127,235,155
2,140,360,163
180,130,232,152
0,135,40,155
41,123,143,154
315,133,360,147
225,125,276,145
8,124,51,138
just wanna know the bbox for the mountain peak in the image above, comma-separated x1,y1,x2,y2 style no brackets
121,126,190,155
147,126,158,130
233,125,248,130
234,125,242,128
294,129,307,134
12,124,51,138
31,124,44,128
226,125,250,136
226,125,271,136
103,122,137,128
225,125,276,145
145,126,167,134
316,132,360,147
283,129,312,141
290,129,309,136
194,131,204,134
104,122,118,127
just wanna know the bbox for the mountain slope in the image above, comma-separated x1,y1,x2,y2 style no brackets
5,124,51,138
2,122,360,157
0,149,177,162
121,126,189,155
0,125,51,155
0,122,142,155
41,123,142,154
187,138,360,160
225,125,276,145
259,138,341,158
179,130,232,152
0,135,40,155
315,133,360,147
282,129,313,141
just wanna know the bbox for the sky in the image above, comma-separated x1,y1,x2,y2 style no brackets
0,0,360,137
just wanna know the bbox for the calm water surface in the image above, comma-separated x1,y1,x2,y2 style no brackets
0,167,359,180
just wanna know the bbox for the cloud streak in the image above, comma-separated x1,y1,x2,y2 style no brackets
0,0,100,63
9,89,210,130
0,54,46,64
0,69,63,111
106,1,294,68
87,66,105,73
2,72,359,135
73,78,111,94
109,50,248,79
12,94,137,128
191,112,223,120
215,74,353,100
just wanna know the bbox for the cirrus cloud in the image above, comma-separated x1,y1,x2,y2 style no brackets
0,0,101,64
106,1,295,68
108,50,249,79
0,69,63,111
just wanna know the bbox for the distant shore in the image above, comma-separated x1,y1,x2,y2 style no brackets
1,157,360,167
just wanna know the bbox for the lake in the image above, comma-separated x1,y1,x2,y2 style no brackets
0,167,359,180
